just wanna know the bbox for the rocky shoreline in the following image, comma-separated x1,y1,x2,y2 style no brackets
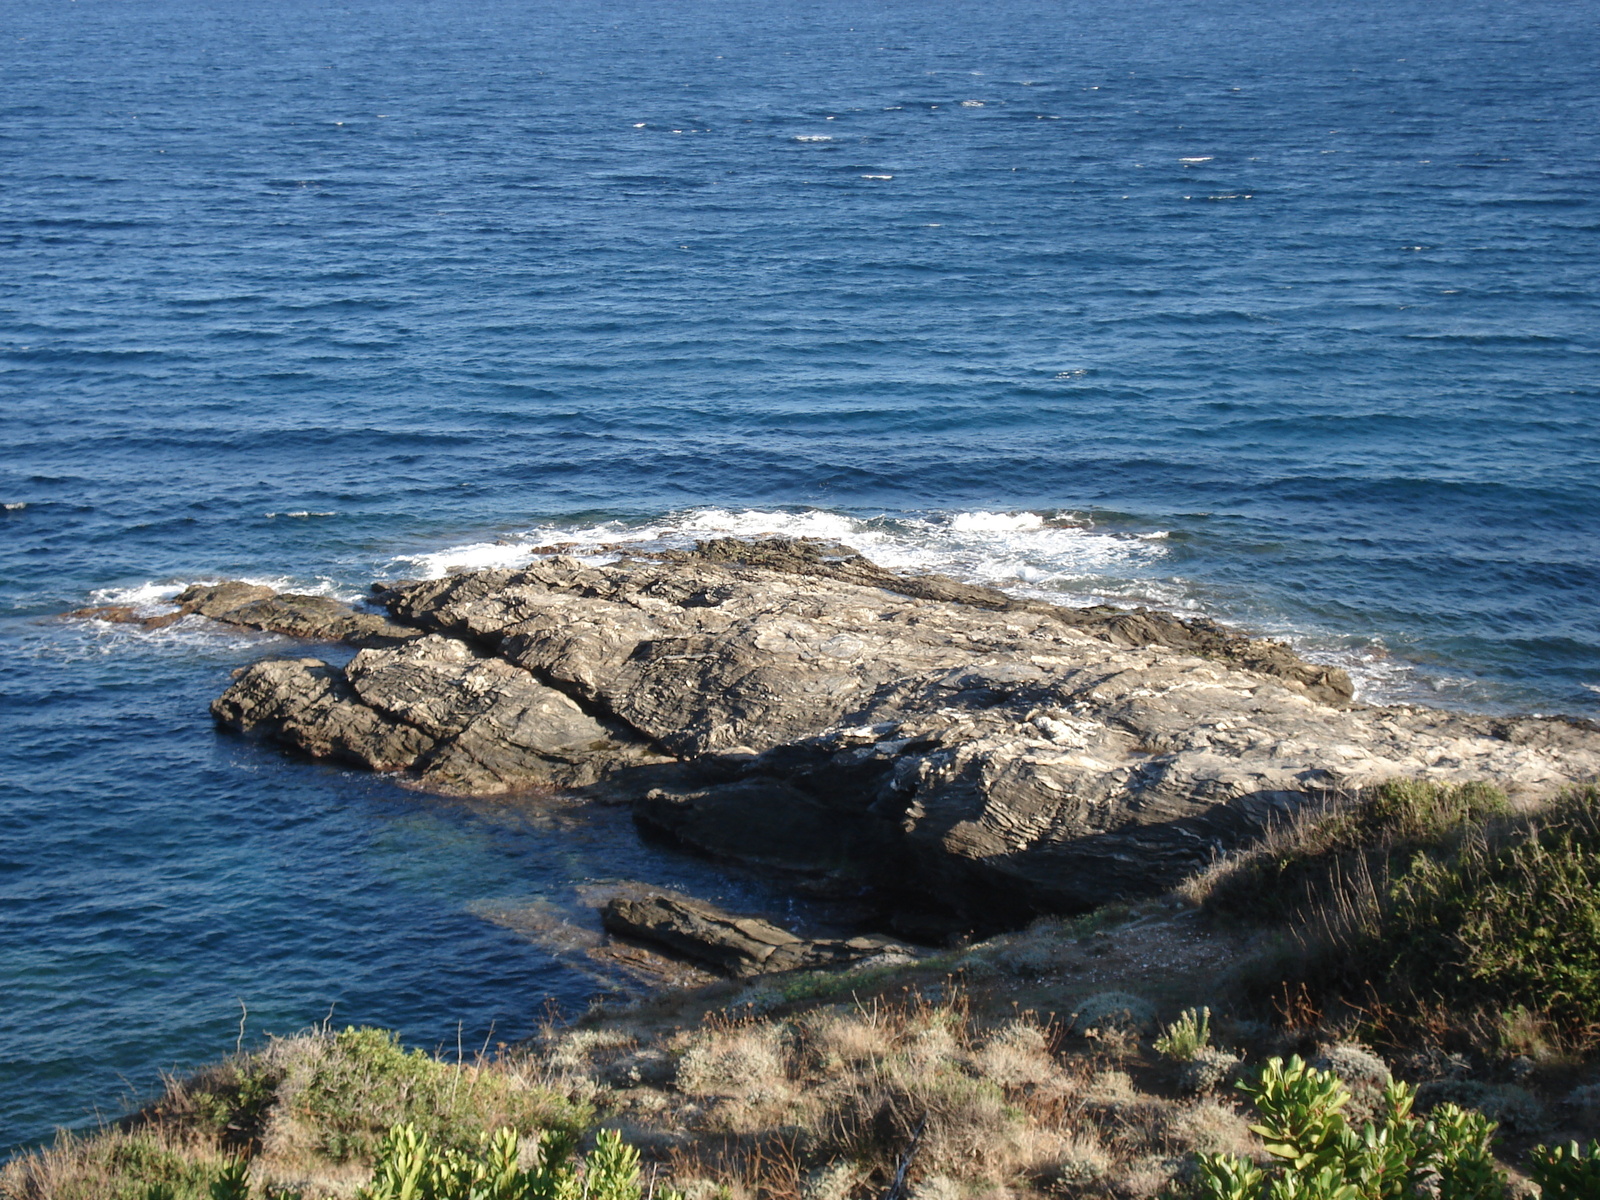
73,537,1600,964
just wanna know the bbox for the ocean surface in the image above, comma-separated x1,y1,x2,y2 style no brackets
3,0,1599,1156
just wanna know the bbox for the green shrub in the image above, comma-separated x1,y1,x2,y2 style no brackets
1527,1141,1600,1199
1177,1056,1508,1200
299,1027,588,1163
1377,788,1600,1030
1199,780,1510,922
78,1137,217,1200
357,1123,640,1200
1156,1008,1212,1062
1203,784,1600,1043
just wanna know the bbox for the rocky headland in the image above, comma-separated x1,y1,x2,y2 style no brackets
84,538,1600,955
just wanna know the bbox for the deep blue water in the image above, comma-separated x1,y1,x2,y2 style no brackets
3,0,1599,1156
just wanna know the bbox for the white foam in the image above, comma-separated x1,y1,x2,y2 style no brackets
264,511,337,519
88,581,181,608
84,573,355,613
960,100,985,107
386,507,1171,603
392,540,547,578
861,174,893,180
794,135,834,142
38,616,288,665
3,502,26,511
1179,156,1213,163
949,511,1045,533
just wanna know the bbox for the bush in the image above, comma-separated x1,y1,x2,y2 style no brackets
1180,1056,1508,1199
357,1123,640,1200
1200,783,1600,1044
1377,788,1600,1031
298,1027,588,1162
1177,1058,1600,1200
1156,1009,1212,1062
1527,1141,1600,1199
1197,780,1511,922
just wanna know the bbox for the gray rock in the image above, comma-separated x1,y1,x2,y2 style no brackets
74,580,427,646
1068,991,1158,1037
667,538,1354,706
215,592,419,647
174,581,278,618
600,893,907,977
206,543,1600,920
212,635,661,795
210,657,435,771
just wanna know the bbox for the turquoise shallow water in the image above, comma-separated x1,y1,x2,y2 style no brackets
3,0,1599,1155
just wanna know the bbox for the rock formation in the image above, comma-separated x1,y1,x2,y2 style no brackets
71,581,419,646
190,538,1600,928
600,893,908,977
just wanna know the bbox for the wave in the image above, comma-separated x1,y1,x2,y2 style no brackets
386,505,1172,607
84,574,358,613
382,507,1447,707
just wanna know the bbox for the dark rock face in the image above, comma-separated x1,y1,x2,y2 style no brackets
600,893,908,977
200,539,1600,925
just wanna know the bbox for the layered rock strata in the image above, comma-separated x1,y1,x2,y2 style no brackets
204,539,1600,925
71,581,420,646
600,893,909,977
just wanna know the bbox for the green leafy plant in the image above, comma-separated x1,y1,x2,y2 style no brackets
1179,1057,1509,1200
298,1027,588,1164
209,1159,251,1200
1188,1153,1264,1200
1240,1057,1352,1174
356,1122,640,1200
1156,1008,1213,1062
1527,1141,1600,1199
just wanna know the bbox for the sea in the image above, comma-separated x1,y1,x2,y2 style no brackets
3,0,1598,1157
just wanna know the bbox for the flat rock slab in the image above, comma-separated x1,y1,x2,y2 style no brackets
600,893,909,977
201,538,1600,922
212,634,663,795
69,581,421,646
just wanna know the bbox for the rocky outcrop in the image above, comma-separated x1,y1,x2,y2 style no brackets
70,581,419,647
206,539,1600,925
665,537,1354,706
600,893,909,977
213,634,665,794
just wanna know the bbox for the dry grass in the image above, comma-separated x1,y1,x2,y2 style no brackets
552,983,1261,1200
16,831,1598,1200
0,1026,588,1200
0,905,1272,1200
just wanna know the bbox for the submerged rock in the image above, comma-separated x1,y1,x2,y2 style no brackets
206,538,1600,924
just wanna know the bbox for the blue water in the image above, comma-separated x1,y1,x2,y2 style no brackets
4,0,1599,1155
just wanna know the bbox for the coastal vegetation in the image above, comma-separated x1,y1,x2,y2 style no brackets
1191,781,1600,1051
7,781,1600,1200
